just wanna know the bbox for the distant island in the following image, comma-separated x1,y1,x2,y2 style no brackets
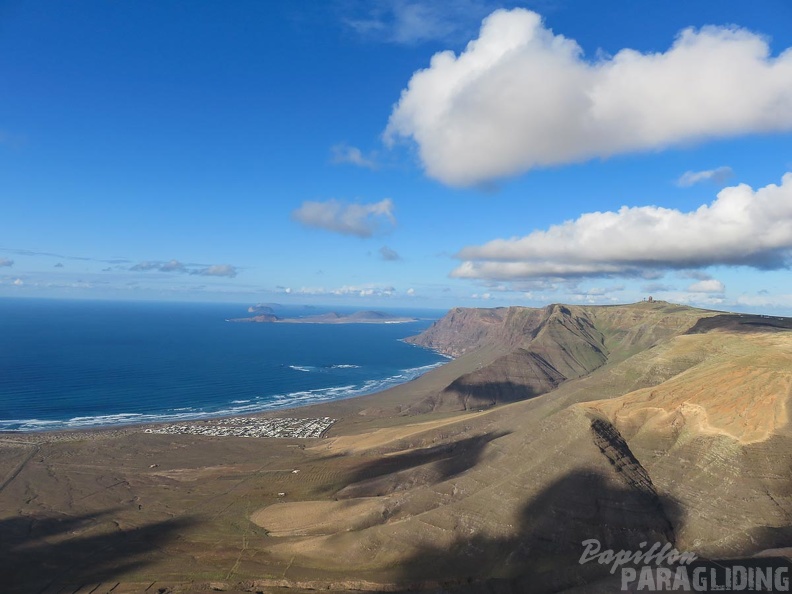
228,310,418,324
246,303,318,314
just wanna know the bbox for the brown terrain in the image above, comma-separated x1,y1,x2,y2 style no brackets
3,301,792,593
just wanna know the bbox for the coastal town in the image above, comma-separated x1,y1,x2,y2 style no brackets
144,416,336,439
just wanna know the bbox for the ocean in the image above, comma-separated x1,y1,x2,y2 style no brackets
0,298,448,432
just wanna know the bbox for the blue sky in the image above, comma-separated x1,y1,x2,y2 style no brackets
2,0,792,313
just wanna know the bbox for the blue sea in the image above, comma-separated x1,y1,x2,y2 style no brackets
0,299,448,432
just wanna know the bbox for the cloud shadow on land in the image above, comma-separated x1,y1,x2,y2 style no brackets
328,431,510,499
440,380,552,409
385,467,684,592
387,422,792,593
0,509,195,593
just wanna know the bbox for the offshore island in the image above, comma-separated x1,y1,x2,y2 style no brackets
3,301,792,593
228,308,418,324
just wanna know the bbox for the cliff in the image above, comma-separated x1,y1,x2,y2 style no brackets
406,301,708,411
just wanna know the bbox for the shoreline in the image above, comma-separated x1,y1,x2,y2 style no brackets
0,341,495,593
0,355,453,441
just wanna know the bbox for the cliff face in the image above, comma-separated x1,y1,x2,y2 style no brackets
406,302,707,412
421,305,606,410
404,306,547,357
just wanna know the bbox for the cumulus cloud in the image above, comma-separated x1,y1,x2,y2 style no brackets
292,198,396,237
330,144,378,169
385,9,792,186
0,258,13,267
453,173,792,280
379,245,401,261
193,264,238,278
688,279,726,293
677,166,734,187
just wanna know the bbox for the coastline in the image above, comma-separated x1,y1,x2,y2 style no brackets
0,351,455,442
0,341,495,593
0,299,450,436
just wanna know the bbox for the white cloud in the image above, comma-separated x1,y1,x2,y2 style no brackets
379,245,401,261
159,259,187,273
406,287,416,296
0,258,13,267
194,264,238,278
453,173,792,280
344,0,505,45
385,9,792,186
581,285,624,296
130,260,172,272
292,284,397,298
330,144,378,169
130,260,237,278
677,166,734,187
663,292,727,306
736,293,792,308
292,199,396,238
687,279,726,293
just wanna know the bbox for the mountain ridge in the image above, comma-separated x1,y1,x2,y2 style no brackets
404,301,711,412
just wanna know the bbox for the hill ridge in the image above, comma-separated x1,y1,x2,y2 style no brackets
405,301,709,412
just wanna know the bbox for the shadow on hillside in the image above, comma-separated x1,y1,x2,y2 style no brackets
685,314,792,334
1,509,195,593
335,431,510,498
392,468,685,593
443,380,549,408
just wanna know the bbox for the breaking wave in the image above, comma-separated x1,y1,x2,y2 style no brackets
0,361,447,433
288,365,315,372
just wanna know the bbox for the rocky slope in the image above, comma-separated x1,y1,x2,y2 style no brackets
405,301,707,411
248,303,792,590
